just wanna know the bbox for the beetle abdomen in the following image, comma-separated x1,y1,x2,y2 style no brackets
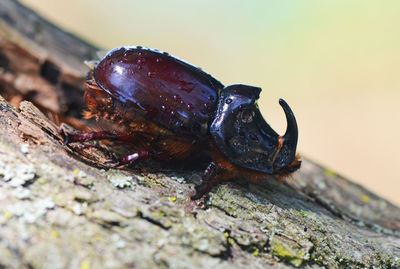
93,47,223,137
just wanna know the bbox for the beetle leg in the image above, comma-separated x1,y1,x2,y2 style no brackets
191,162,220,200
114,150,151,166
61,130,133,144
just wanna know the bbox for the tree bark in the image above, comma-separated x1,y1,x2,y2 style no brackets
0,1,399,268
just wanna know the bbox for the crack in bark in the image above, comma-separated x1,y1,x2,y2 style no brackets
137,211,171,231
307,191,344,219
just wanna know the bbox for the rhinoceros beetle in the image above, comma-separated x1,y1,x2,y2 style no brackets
63,46,301,199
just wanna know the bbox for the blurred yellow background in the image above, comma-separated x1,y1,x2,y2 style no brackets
21,0,400,205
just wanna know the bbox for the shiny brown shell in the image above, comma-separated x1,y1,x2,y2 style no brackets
93,46,224,137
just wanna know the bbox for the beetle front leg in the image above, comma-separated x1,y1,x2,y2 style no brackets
115,150,151,166
61,130,133,144
191,161,221,200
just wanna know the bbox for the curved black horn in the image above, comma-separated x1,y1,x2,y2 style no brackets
279,98,298,160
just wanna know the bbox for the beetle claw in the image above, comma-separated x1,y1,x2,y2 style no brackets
190,191,203,201
63,135,69,145
194,184,201,192
58,128,69,144
191,183,209,200
191,181,215,200
105,160,120,166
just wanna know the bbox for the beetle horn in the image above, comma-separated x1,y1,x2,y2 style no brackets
279,98,298,161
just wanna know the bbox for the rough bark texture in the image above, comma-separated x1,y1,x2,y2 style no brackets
0,1,399,268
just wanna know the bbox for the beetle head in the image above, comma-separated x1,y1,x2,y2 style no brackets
210,84,300,174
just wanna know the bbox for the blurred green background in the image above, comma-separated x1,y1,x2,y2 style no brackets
21,0,400,205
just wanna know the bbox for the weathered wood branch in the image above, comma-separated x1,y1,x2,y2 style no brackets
0,0,399,268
